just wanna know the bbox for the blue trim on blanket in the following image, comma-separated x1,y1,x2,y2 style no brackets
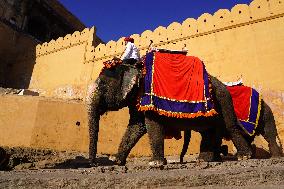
140,51,215,116
240,121,255,135
144,52,154,94
249,89,260,123
240,88,261,136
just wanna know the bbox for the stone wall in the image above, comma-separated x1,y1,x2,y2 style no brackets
0,95,202,156
29,27,99,99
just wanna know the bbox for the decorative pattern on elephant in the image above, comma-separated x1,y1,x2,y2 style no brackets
138,50,217,119
227,85,262,136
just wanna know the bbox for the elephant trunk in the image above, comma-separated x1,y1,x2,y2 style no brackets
88,106,100,165
86,89,101,165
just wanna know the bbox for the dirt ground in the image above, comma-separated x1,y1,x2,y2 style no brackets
0,147,284,189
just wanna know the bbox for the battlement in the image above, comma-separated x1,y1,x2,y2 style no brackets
34,0,284,63
35,27,96,63
93,0,283,60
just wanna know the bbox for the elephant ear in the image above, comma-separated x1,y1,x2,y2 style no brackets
121,67,139,100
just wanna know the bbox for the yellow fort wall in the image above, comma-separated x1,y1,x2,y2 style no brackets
1,0,281,156
0,95,200,156
29,27,98,100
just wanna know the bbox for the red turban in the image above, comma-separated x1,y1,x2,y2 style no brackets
124,37,134,43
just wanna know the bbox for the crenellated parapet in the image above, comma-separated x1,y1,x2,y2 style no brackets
31,26,100,100
35,27,96,63
93,0,284,60
33,0,284,63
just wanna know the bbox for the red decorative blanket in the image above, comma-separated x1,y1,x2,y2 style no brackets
153,51,205,102
139,50,216,119
227,85,262,136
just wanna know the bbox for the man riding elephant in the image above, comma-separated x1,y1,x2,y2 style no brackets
120,37,140,65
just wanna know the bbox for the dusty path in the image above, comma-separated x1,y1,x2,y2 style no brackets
0,147,284,188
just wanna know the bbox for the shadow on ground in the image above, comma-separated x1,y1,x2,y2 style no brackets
52,156,116,169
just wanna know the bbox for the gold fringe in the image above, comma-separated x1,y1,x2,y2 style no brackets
255,95,262,127
138,105,218,119
248,95,262,136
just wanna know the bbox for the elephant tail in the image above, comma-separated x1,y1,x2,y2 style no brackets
276,134,284,153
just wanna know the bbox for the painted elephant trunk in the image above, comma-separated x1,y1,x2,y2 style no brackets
87,96,101,164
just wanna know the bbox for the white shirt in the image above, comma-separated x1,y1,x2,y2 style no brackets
223,79,243,86
121,42,140,60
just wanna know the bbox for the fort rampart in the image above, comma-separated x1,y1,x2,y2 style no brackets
0,0,283,156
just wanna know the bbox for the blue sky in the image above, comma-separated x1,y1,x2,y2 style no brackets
59,0,253,42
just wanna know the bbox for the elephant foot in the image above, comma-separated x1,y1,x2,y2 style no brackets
109,155,126,166
198,152,215,162
89,152,97,166
237,151,252,161
269,148,284,158
220,145,229,156
270,151,284,158
235,144,252,161
198,152,223,162
251,144,257,159
149,158,167,168
148,160,165,169
180,157,184,164
89,159,98,167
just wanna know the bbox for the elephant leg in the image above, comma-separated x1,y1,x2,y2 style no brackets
111,98,147,165
145,114,165,165
114,123,147,165
199,129,222,162
211,76,252,159
180,129,191,163
262,102,283,157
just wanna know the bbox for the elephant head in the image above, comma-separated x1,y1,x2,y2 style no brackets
87,60,145,165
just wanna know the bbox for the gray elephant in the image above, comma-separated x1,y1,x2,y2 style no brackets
87,53,253,166
180,98,283,163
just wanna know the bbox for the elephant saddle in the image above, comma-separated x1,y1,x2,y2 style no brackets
138,49,217,119
226,85,262,136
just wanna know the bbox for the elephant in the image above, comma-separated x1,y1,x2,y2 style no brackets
179,99,283,163
87,57,252,167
